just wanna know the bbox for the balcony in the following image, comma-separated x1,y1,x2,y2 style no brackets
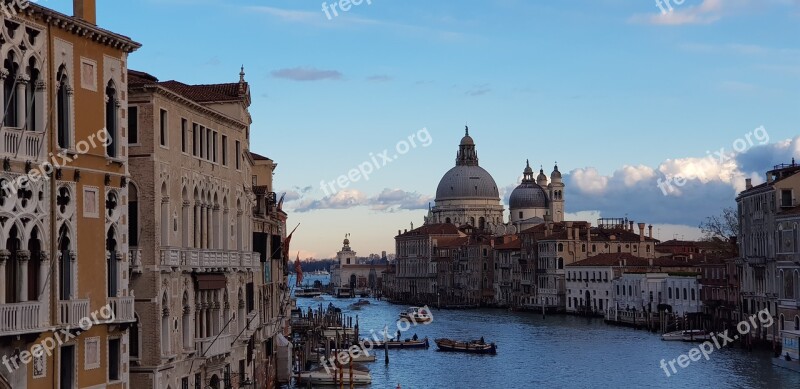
1,128,44,161
196,334,232,358
108,296,135,323
129,248,142,274
0,301,45,336
161,248,261,271
58,299,90,327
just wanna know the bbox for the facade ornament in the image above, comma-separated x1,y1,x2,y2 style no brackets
0,249,10,262
69,250,77,261
16,250,31,261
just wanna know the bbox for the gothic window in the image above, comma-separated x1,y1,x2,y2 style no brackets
105,81,118,158
57,65,71,148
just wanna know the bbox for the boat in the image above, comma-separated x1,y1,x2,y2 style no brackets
661,329,711,342
353,299,370,306
318,351,376,363
295,287,322,298
311,269,331,276
435,338,497,355
348,303,362,310
296,367,372,385
313,295,325,301
398,307,433,324
369,337,430,349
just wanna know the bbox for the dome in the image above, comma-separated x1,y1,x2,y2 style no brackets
551,164,562,179
436,165,500,201
509,181,549,209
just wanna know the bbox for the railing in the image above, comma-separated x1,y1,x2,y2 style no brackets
58,299,90,327
166,248,261,271
0,301,44,335
129,248,142,273
108,296,136,323
196,334,232,358
1,128,44,160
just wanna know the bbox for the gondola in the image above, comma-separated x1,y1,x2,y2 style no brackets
435,338,497,355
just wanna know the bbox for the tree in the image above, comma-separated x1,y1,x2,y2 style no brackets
699,207,739,248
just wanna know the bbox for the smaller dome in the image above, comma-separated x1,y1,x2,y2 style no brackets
509,182,549,209
537,168,547,182
460,126,474,145
551,164,562,179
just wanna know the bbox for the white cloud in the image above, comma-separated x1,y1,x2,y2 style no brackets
571,167,609,195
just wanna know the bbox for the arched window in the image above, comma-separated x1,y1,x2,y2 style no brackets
691,289,696,300
668,287,672,299
107,228,118,297
58,224,72,300
161,293,170,355
56,66,71,148
130,315,141,360
182,292,191,350
3,54,18,127
558,243,564,252
161,183,169,246
683,288,687,300
26,57,40,131
105,81,118,158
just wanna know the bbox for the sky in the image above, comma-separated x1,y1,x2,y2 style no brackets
46,0,800,258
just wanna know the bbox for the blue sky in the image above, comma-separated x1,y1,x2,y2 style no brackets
52,0,800,257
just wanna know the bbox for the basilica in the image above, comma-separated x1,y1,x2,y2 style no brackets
425,127,564,232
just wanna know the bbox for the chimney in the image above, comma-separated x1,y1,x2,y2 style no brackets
648,225,653,239
74,0,97,24
638,223,646,242
587,223,592,243
745,178,752,189
629,221,634,231
566,221,573,241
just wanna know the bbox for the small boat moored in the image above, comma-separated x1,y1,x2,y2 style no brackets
661,329,711,342
296,367,372,386
369,337,430,349
435,338,497,355
295,287,322,298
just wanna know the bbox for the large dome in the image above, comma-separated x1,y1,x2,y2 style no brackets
509,181,549,209
436,165,500,201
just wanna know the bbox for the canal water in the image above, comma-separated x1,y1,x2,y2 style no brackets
290,275,800,389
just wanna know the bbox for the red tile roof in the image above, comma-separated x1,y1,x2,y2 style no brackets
128,69,248,103
250,152,272,161
396,223,462,238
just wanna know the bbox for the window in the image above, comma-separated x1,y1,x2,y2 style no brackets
235,141,241,169
128,106,139,144
222,135,228,165
106,82,118,157
195,373,201,389
519,211,523,219
782,190,793,207
57,67,71,149
181,118,187,152
192,124,198,156
252,175,257,185
4,55,18,127
109,338,120,381
668,287,672,299
558,243,564,252
691,288,696,300
683,288,687,300
199,125,204,158
159,109,167,147
182,377,189,389
206,128,211,160
212,131,218,162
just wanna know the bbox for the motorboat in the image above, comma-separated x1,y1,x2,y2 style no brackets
661,329,711,342
369,337,429,349
399,307,433,324
295,288,322,298
313,295,325,301
354,299,370,306
435,338,497,355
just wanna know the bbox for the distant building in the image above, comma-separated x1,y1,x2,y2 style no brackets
737,161,800,343
330,236,384,295
775,205,800,366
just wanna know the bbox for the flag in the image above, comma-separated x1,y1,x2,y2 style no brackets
283,223,300,260
294,253,303,286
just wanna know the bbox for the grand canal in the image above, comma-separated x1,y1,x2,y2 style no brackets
290,277,800,389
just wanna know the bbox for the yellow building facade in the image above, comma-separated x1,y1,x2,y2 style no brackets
0,1,139,388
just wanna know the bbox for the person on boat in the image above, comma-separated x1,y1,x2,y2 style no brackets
479,336,485,344
396,329,401,341
412,333,418,341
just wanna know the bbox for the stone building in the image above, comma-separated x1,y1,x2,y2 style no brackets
251,151,292,387
0,1,139,388
775,204,800,368
126,68,260,389
391,223,463,304
737,161,800,343
330,236,384,296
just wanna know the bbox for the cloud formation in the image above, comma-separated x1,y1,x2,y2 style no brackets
290,189,432,213
271,67,343,81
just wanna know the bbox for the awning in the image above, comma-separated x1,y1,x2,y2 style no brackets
194,274,227,290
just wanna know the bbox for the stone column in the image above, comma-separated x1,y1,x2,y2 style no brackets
0,69,7,124
16,76,28,128
0,249,9,303
17,249,31,302
38,251,49,323
34,80,46,132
